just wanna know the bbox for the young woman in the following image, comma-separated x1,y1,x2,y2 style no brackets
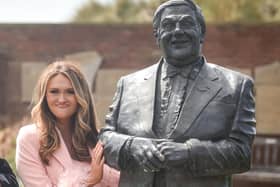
16,61,119,187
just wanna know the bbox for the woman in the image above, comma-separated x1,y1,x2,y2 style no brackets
16,61,119,187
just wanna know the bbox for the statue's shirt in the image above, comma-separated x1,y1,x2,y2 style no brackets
153,60,194,138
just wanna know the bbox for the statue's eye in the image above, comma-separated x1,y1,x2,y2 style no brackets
180,17,196,29
162,20,176,31
180,21,191,29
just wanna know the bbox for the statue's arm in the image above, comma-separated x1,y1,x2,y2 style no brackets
100,78,165,171
185,77,256,176
99,78,131,170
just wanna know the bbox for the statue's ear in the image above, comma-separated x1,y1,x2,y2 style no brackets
200,37,204,44
153,29,160,47
198,26,204,44
200,31,205,44
156,37,160,47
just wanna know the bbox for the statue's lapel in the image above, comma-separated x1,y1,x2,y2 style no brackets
136,62,161,138
170,63,222,139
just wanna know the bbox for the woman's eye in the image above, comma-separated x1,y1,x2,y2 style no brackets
49,90,59,94
66,89,75,94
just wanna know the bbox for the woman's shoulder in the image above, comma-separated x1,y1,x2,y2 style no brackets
17,124,40,143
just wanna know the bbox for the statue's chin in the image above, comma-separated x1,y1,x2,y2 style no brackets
165,52,199,67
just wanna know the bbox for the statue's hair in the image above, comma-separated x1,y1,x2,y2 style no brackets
31,61,99,165
153,0,206,43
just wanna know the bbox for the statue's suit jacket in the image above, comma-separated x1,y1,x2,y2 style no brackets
100,58,256,187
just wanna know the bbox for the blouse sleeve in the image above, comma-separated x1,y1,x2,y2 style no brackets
16,125,56,187
96,164,120,187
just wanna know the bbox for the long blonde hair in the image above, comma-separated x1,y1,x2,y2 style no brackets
31,61,99,165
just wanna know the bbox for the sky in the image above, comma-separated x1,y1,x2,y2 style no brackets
0,0,113,23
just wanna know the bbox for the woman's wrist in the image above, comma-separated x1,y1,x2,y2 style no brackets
86,171,101,187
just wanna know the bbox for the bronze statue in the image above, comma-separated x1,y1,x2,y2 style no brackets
100,0,256,186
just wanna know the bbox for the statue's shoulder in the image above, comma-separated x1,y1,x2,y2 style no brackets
122,63,159,82
206,62,253,82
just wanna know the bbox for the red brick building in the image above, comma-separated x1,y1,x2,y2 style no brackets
0,23,279,115
0,24,279,187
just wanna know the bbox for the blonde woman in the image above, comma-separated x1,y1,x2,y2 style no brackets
16,61,119,187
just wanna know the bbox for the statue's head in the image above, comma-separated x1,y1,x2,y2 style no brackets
153,0,206,66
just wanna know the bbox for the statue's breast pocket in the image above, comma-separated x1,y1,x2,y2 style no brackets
211,93,236,104
192,101,236,139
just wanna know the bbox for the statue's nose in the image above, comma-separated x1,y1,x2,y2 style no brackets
173,22,184,35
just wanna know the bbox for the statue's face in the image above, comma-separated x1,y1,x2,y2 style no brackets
158,5,201,66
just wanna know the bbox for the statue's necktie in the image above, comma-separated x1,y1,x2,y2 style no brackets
163,73,188,137
156,63,191,138
157,60,203,138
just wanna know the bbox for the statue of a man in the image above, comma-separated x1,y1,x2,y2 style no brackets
100,0,256,186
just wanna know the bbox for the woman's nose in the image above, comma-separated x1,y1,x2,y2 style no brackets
58,94,67,102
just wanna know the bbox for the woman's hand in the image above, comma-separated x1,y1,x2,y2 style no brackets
86,141,104,187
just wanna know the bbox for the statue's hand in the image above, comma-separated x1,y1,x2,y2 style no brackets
157,141,190,167
129,137,165,172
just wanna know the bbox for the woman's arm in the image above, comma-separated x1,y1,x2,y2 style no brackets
16,125,55,187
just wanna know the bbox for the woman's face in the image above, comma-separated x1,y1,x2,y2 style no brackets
46,73,78,125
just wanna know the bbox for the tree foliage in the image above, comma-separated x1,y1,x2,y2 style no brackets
72,0,280,24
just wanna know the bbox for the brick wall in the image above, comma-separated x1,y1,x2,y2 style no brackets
0,61,7,114
0,24,279,69
0,24,279,119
